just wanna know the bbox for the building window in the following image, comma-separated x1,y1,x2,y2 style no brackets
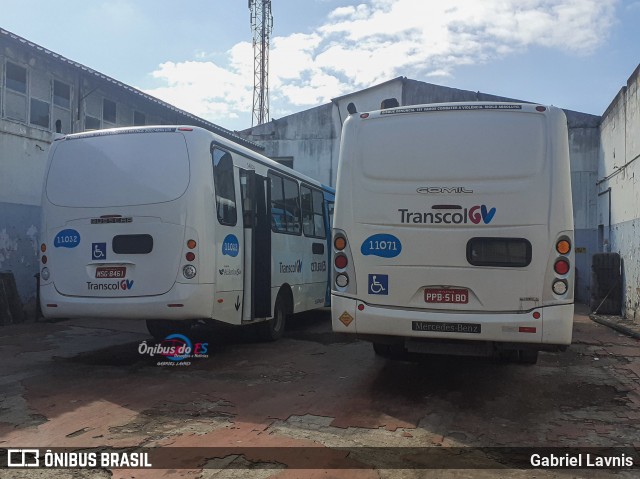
30,98,50,128
273,156,294,169
52,79,72,134
133,111,146,126
85,115,101,130
6,62,27,93
53,80,71,109
4,61,28,122
103,98,116,124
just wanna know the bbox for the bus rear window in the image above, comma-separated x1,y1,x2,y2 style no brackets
113,234,153,254
46,132,190,207
466,238,532,267
360,112,545,181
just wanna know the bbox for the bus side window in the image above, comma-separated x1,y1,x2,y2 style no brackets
212,147,237,226
301,186,315,236
301,185,326,238
270,174,286,232
283,177,301,234
312,189,326,238
269,172,301,235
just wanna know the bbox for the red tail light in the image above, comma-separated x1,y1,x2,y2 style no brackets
554,259,570,275
556,239,571,255
335,255,348,269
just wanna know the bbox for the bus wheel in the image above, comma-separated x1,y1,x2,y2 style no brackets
258,297,287,341
517,350,539,364
146,319,189,341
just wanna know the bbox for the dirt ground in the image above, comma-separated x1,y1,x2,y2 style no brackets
0,304,638,478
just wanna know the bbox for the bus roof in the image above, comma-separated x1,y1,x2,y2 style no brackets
58,125,335,195
356,102,551,120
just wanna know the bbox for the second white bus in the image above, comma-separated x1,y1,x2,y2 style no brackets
40,126,334,340
331,102,574,364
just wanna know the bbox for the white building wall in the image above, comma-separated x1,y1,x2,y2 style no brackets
598,66,640,319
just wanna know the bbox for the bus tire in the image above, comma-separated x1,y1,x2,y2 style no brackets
146,319,189,341
258,296,287,341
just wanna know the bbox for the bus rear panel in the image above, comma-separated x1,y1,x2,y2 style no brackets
40,127,213,320
331,103,574,361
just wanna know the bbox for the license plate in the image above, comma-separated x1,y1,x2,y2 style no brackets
96,267,126,279
424,288,468,304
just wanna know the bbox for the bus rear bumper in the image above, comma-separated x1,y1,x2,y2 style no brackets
331,295,573,347
40,282,214,320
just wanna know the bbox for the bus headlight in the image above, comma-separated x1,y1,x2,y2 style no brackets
182,265,197,279
41,267,50,281
552,279,568,295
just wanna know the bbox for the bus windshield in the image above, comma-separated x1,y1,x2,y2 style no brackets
46,132,190,207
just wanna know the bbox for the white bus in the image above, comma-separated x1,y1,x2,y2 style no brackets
331,102,574,364
39,126,334,340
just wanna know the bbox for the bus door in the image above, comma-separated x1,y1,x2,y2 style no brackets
212,147,244,323
240,170,272,320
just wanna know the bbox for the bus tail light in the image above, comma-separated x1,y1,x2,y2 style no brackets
552,280,568,295
554,259,570,275
334,236,347,251
179,232,199,282
335,254,348,269
336,274,349,288
556,239,571,255
332,230,356,295
545,232,573,300
183,265,197,279
41,267,50,281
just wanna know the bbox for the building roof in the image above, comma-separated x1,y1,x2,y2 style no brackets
0,27,262,151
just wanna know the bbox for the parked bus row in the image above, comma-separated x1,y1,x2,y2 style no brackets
39,101,574,364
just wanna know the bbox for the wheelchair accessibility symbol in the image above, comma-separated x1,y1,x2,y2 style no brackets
92,242,107,260
368,274,388,295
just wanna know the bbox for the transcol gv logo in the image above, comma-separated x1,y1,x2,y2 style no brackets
279,259,302,274
86,279,134,291
398,205,496,225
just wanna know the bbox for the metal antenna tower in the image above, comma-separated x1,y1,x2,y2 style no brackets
249,0,273,126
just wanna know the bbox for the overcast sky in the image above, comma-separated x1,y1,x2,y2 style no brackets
3,0,639,130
